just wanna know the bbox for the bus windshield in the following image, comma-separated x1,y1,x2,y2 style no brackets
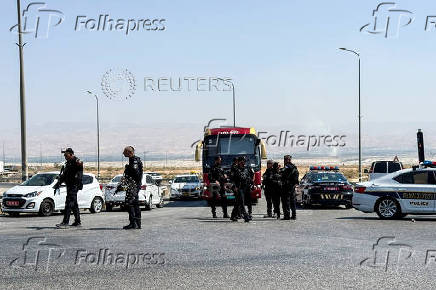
203,134,260,171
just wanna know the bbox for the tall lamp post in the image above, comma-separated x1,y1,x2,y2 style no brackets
87,91,100,179
16,0,28,181
339,47,362,182
215,78,236,127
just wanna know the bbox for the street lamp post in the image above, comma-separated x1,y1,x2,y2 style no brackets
216,78,236,127
339,48,362,182
87,91,100,179
16,0,28,181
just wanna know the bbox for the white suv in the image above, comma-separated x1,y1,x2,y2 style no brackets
104,173,164,211
1,172,104,217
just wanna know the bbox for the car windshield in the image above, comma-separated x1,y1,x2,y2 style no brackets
112,176,122,183
311,173,347,183
174,176,199,183
21,174,57,186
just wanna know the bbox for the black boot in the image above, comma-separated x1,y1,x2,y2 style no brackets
123,224,135,230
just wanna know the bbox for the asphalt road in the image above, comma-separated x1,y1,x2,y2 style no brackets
1,198,436,289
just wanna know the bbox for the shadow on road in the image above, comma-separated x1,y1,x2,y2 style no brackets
337,216,436,222
164,200,208,208
26,226,59,230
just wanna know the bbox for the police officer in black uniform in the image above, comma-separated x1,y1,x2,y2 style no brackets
118,146,143,230
209,156,229,218
280,155,299,220
54,148,83,228
262,160,274,218
230,156,251,222
270,162,282,219
244,162,255,219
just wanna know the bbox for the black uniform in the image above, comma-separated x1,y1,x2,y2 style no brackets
209,164,228,218
122,156,143,228
262,168,274,217
270,167,282,218
280,163,299,219
230,166,251,222
244,167,254,216
55,156,83,225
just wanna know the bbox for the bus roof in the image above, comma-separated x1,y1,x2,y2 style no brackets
205,127,256,136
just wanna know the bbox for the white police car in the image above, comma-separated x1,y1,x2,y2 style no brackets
353,161,436,219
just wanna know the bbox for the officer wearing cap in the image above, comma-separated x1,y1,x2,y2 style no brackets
117,146,143,230
280,155,299,220
54,148,83,228
230,156,251,222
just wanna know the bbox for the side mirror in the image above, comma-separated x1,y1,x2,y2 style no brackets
260,140,267,160
364,169,369,174
195,141,203,162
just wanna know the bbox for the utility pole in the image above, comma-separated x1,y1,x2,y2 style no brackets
16,0,28,181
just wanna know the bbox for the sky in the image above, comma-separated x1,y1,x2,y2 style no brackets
1,0,436,160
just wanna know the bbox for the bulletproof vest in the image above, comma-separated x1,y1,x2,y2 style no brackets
63,157,83,188
281,163,299,189
210,164,225,183
124,156,143,188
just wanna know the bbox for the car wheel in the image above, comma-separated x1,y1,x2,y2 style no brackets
90,197,103,213
345,204,353,209
105,203,113,212
375,198,401,219
39,199,54,216
145,196,152,210
156,197,164,208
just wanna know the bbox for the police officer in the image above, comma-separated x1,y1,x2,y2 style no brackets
280,155,299,220
262,160,274,218
270,162,282,219
119,146,143,230
244,162,255,219
209,156,229,218
230,156,251,222
54,148,83,228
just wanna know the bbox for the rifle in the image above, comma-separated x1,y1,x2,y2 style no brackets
53,165,65,195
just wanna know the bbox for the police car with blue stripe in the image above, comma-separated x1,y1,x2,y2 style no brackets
353,161,436,219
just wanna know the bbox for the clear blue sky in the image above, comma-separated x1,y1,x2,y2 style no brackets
1,0,436,157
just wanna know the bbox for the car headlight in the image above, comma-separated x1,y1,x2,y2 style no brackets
25,191,42,198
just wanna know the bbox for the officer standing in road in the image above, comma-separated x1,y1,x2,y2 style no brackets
262,160,274,218
118,146,143,230
280,155,299,220
209,156,229,218
244,162,255,219
270,162,282,219
230,156,251,222
54,148,83,229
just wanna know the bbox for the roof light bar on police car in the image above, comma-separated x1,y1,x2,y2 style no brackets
420,160,436,168
309,166,339,171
